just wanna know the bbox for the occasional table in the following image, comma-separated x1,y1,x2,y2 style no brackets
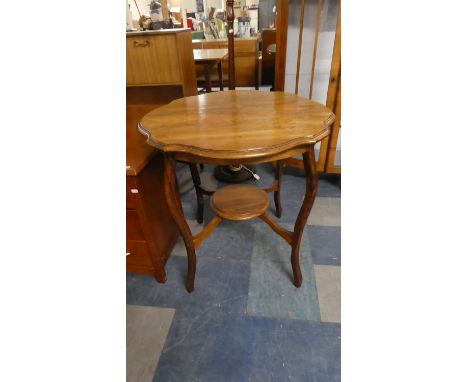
138,90,334,292
193,48,228,92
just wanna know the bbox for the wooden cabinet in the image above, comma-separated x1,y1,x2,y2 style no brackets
126,29,197,281
126,29,197,97
126,33,180,85
126,97,188,281
126,143,179,281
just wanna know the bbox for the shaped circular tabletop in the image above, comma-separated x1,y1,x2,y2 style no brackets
137,90,335,162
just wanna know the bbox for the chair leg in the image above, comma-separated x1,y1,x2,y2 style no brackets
290,147,318,288
188,163,204,224
255,56,260,90
163,154,197,292
274,160,283,218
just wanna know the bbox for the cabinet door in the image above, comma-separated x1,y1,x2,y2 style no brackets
126,34,181,85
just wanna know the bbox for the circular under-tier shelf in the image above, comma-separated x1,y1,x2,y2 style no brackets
210,184,270,221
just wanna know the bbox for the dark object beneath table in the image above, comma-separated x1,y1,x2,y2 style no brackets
214,165,257,183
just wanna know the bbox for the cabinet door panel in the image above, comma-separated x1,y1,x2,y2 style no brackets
126,35,181,85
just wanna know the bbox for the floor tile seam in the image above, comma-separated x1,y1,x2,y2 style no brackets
168,317,341,336
305,224,341,229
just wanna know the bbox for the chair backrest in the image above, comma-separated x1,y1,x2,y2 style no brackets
226,0,235,89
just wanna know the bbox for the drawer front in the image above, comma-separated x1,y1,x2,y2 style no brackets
126,209,145,241
126,178,140,209
126,240,153,269
126,34,181,85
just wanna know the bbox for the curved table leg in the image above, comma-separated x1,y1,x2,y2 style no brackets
274,160,283,218
189,163,204,224
290,147,318,287
163,154,197,292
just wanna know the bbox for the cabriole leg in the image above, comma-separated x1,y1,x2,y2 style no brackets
290,147,318,287
274,160,283,218
163,154,197,292
189,163,204,224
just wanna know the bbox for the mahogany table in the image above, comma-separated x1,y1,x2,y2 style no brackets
193,48,228,93
138,90,334,292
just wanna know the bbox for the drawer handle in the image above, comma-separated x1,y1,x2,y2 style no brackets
126,252,131,256
130,189,139,194
133,40,150,48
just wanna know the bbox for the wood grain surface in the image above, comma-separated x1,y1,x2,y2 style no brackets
138,90,334,163
193,49,228,62
210,184,270,221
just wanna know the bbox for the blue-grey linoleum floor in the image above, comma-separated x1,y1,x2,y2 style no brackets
127,163,341,382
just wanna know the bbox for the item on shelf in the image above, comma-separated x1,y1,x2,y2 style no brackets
237,16,251,38
150,21,164,30
139,15,152,30
126,1,134,31
149,0,163,22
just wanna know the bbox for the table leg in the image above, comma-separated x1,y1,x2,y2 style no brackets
189,163,204,224
290,147,318,287
204,63,212,93
274,160,283,218
217,61,223,91
163,154,196,292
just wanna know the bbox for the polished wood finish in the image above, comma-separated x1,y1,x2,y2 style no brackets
274,160,283,217
193,216,222,249
163,154,197,292
282,157,305,171
190,164,282,224
126,151,179,281
258,214,293,245
127,105,159,176
138,91,334,163
192,38,259,87
210,184,270,221
188,163,204,224
139,90,333,292
126,29,204,282
193,48,228,61
126,93,183,280
193,49,228,93
274,0,289,91
227,0,235,89
290,149,318,287
126,29,197,97
127,96,182,176
175,31,199,97
126,33,179,85
126,86,183,110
